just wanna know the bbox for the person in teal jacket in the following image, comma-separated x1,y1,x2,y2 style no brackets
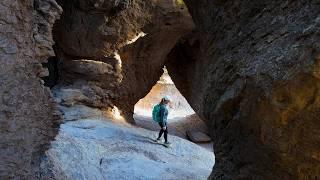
155,96,171,146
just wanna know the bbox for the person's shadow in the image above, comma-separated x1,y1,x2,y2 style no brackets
132,134,170,148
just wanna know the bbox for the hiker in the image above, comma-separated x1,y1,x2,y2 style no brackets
153,96,171,147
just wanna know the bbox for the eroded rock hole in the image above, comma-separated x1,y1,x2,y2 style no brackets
1,0,319,179
134,67,213,150
40,0,215,179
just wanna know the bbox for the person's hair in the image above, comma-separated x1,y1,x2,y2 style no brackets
160,98,167,105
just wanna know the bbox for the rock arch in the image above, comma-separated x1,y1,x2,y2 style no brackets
0,0,319,179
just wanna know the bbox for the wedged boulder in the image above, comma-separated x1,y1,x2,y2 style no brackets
186,130,211,143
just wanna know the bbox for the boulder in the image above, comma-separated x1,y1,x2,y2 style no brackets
186,130,211,143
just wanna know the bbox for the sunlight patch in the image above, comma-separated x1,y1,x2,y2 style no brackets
126,32,146,45
114,52,122,68
112,106,123,120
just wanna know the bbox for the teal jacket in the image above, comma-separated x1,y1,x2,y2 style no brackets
159,104,169,125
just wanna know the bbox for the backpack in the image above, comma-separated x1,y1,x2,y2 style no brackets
152,104,161,122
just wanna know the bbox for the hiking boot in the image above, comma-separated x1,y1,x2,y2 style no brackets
154,138,161,143
164,142,171,147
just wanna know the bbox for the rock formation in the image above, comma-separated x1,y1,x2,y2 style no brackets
0,0,319,179
186,130,211,143
0,0,62,178
40,99,214,179
53,0,194,122
167,0,320,179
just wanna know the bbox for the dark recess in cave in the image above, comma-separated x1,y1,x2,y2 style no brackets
42,56,60,88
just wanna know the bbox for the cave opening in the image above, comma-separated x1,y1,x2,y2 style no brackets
39,0,215,179
1,0,319,179
133,66,213,151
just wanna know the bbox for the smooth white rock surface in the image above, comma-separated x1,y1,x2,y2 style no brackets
45,109,214,180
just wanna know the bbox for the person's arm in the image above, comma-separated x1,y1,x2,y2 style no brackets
160,106,168,129
159,105,165,123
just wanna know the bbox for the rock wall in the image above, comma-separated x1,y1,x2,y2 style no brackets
1,0,319,179
167,0,320,179
0,0,62,179
54,0,155,58
53,0,194,122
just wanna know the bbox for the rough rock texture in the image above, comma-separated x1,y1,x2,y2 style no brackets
186,130,211,143
55,0,151,58
0,0,62,178
167,0,320,179
41,98,214,180
53,0,194,122
45,119,214,179
2,0,320,179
